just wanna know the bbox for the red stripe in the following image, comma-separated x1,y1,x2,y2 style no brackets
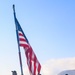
19,38,26,42
37,61,41,74
34,55,36,75
29,49,32,74
20,44,29,48
19,33,23,36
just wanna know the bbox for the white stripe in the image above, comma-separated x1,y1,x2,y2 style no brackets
18,31,23,34
31,60,34,75
19,41,28,45
36,60,39,68
36,61,38,75
32,53,34,74
27,55,30,71
32,52,34,60
19,35,25,40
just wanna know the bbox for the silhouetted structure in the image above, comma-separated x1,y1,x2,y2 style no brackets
58,70,75,75
12,71,17,75
38,74,41,75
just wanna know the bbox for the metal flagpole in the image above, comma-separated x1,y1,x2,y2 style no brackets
13,5,24,75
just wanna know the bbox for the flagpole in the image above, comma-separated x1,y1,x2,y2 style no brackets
13,5,24,75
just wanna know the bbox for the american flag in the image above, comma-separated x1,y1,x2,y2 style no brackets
14,14,41,75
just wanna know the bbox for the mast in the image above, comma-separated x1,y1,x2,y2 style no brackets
13,5,24,75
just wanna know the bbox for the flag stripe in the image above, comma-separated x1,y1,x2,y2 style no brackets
19,38,26,42
19,33,23,36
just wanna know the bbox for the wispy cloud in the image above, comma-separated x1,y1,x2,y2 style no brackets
41,57,75,75
24,57,75,75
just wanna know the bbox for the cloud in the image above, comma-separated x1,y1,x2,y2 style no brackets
24,57,75,75
41,57,75,75
24,58,75,75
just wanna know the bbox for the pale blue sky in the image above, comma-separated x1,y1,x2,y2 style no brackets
0,0,75,75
